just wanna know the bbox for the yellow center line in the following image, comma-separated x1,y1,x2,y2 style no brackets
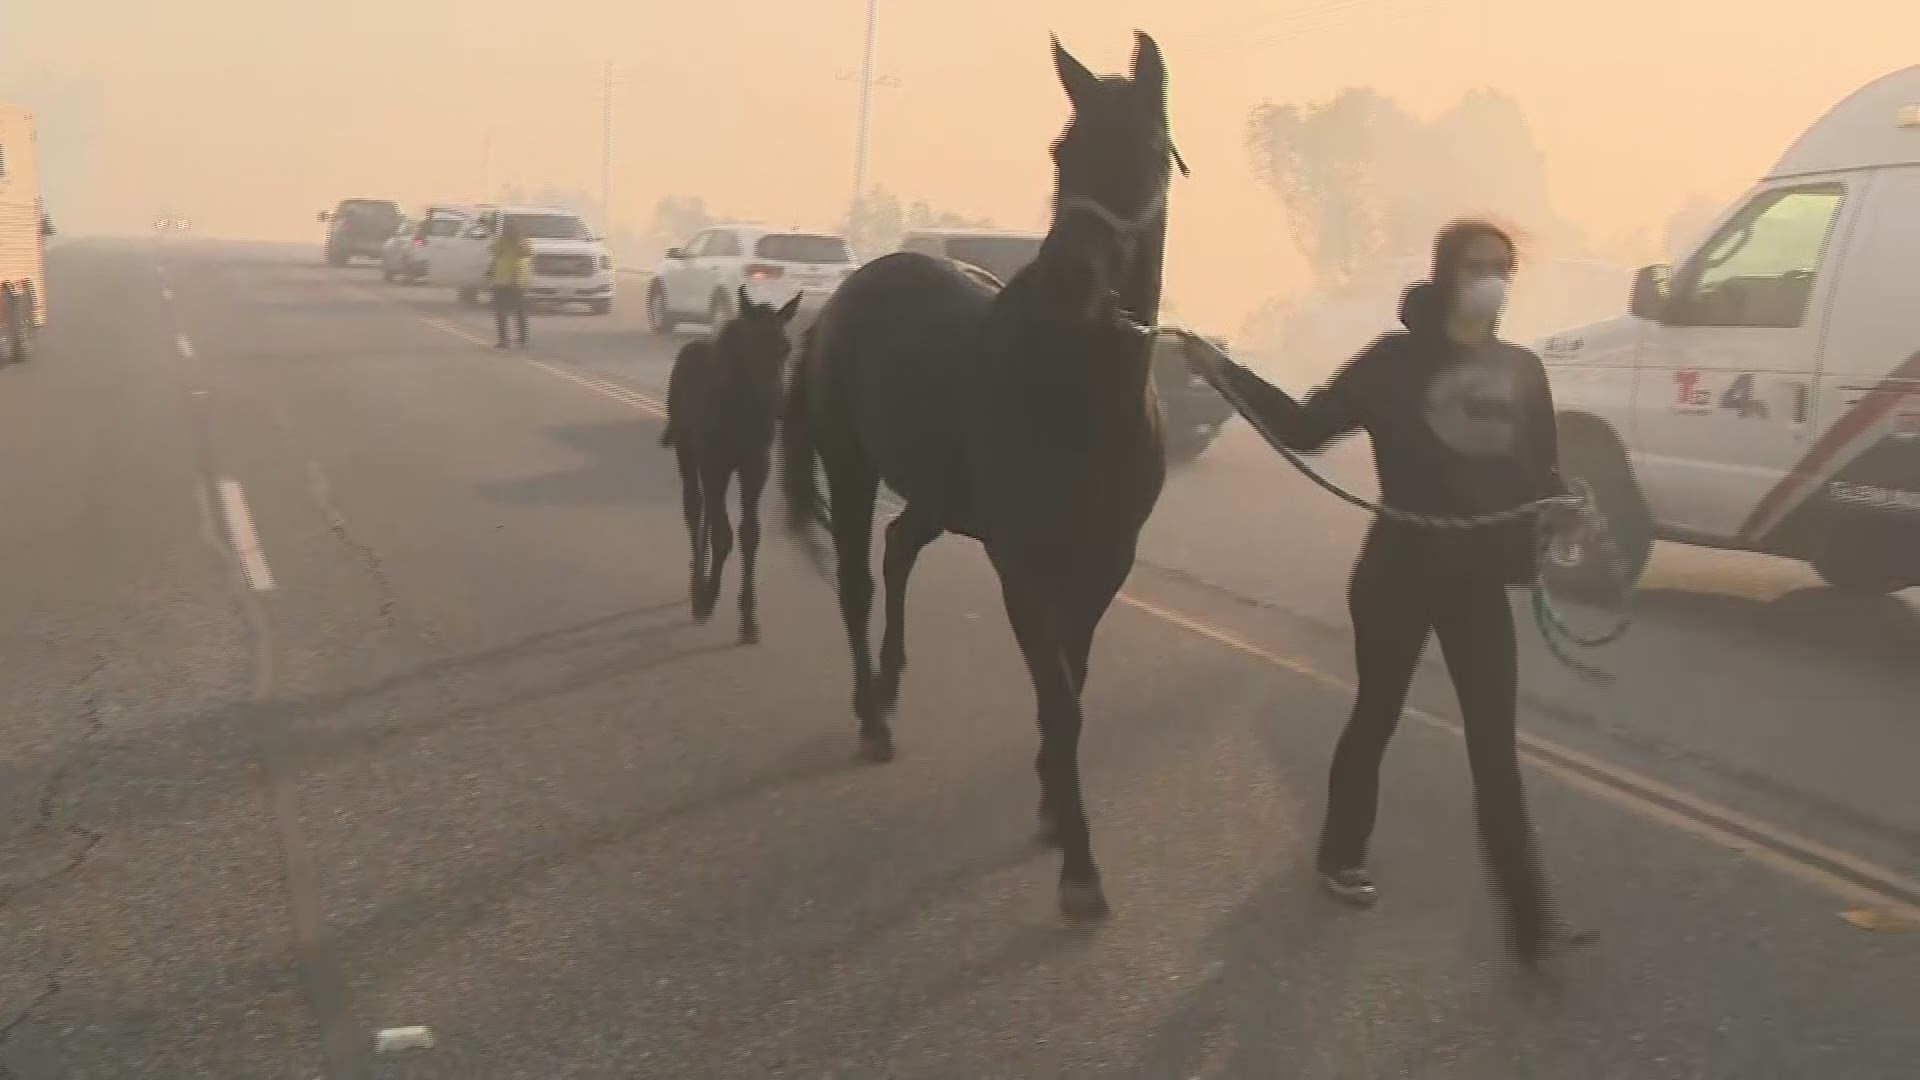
376,283,1920,930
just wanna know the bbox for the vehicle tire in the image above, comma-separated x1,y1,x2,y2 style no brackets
588,299,612,316
646,283,675,333
1542,423,1653,604
1811,555,1907,595
709,289,734,327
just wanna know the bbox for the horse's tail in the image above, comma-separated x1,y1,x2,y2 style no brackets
658,418,676,447
778,324,834,579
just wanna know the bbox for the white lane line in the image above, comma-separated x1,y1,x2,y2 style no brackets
175,334,195,359
526,359,665,417
216,478,276,592
162,287,175,302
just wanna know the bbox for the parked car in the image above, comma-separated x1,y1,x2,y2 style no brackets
379,217,416,281
434,205,615,314
383,205,475,284
318,198,403,266
645,225,855,333
895,228,1236,465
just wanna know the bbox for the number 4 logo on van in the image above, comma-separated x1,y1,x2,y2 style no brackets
1718,373,1771,419
1672,370,1770,418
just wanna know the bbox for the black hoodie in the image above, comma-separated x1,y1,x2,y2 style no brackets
1216,282,1564,584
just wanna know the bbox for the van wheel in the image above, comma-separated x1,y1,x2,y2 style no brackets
647,284,675,333
1811,556,1907,595
1542,425,1652,604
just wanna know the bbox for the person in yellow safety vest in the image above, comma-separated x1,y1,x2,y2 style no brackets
488,217,534,349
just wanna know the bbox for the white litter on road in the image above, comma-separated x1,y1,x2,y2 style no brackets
374,1026,437,1053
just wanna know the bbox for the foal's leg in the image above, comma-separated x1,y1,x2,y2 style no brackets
996,553,1107,918
875,504,942,717
735,452,771,645
696,462,736,623
675,444,708,621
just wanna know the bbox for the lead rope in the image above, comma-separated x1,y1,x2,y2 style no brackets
1171,329,1633,685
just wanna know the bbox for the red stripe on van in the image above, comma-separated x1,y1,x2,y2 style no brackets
1738,348,1920,543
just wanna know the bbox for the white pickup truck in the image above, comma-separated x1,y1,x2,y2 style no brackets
431,205,616,315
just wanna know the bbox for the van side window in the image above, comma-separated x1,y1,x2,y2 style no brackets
706,231,741,258
1667,184,1845,329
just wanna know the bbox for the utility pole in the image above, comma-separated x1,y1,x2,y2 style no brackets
850,0,877,228
600,61,615,228
480,129,493,203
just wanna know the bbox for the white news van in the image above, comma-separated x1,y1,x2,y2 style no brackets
0,103,51,362
1538,67,1920,595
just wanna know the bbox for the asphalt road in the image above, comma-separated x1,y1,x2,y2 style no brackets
1,239,1914,1079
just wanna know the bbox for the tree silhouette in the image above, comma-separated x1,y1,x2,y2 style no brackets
1248,86,1582,287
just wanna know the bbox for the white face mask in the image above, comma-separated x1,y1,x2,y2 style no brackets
1456,275,1509,321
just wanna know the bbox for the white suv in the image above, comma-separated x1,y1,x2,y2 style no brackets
435,205,616,315
646,225,854,333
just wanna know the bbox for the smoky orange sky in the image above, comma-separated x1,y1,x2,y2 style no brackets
4,0,1913,329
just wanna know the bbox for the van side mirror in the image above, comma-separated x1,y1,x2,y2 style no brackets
664,246,685,260
316,211,330,223
39,216,54,239
1629,264,1672,322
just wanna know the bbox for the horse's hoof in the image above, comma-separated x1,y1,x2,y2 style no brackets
856,732,895,764
1058,878,1111,921
738,627,760,646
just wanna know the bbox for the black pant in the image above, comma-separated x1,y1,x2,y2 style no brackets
493,284,528,346
1318,533,1551,941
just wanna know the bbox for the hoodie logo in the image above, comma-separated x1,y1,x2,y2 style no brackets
1425,357,1520,457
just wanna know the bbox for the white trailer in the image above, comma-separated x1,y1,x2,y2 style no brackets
0,103,50,361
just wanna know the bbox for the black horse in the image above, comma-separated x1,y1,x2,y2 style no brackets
662,286,802,643
780,31,1185,918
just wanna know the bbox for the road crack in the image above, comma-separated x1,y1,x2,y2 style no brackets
3,656,108,908
304,460,403,631
0,974,61,1077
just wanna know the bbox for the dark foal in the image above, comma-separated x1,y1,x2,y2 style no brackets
662,286,802,643
780,32,1185,918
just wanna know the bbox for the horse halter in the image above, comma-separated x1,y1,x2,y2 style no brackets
1056,187,1168,241
1055,185,1171,338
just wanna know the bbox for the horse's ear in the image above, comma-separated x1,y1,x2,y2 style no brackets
736,284,752,316
1130,31,1167,106
1051,34,1099,109
776,292,803,326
